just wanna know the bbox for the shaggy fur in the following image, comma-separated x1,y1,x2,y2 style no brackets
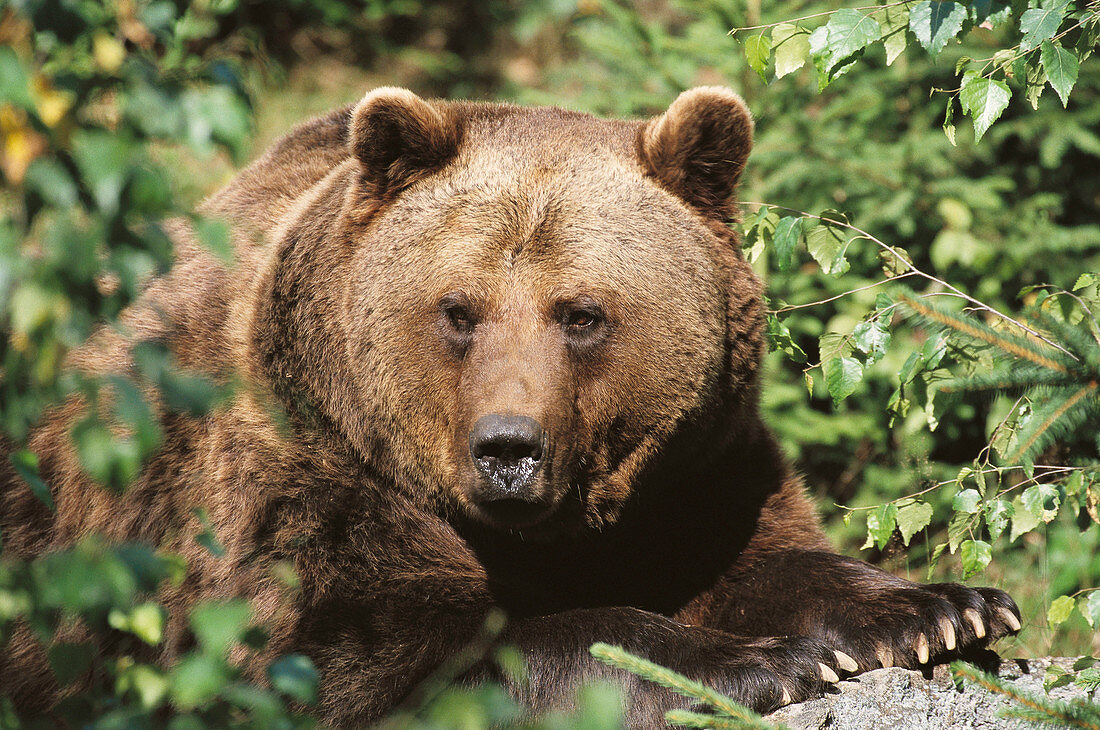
0,88,1020,727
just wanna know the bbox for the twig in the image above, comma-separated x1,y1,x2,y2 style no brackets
770,272,917,314
739,202,1080,360
728,1,910,34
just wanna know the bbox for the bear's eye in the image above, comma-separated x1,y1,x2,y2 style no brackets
439,293,477,342
565,310,599,331
558,300,607,347
445,305,474,332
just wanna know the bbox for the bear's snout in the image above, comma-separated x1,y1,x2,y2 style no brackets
468,414,551,526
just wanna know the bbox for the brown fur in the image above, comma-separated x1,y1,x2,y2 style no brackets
0,88,1019,727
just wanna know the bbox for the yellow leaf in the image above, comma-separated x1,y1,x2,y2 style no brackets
93,31,126,73
0,103,45,183
31,76,74,127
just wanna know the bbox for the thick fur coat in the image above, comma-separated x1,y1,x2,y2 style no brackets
1,88,1020,726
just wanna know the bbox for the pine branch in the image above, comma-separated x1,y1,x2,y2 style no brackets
589,643,782,730
935,370,1080,395
1009,382,1100,463
899,293,1072,374
665,709,770,729
952,662,1100,730
1030,311,1100,369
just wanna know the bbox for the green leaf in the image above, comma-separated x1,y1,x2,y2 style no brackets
267,655,319,705
192,507,226,557
1040,40,1078,107
1019,1,1069,51
876,4,910,65
953,488,982,514
805,221,852,275
1021,483,1061,523
193,216,234,264
897,501,933,545
862,503,899,550
1073,273,1098,291
772,216,802,271
959,73,1011,142
11,450,54,511
741,207,778,263
808,25,834,89
47,643,95,686
744,32,771,81
1010,494,1041,541
772,23,810,79
819,331,852,363
909,1,967,55
170,653,229,710
852,319,891,364
822,9,881,69
766,314,807,363
109,601,167,645
25,158,79,208
947,510,973,553
128,602,167,646
1081,591,1100,628
1075,666,1100,691
71,129,134,216
943,97,958,145
985,499,1012,542
0,47,34,110
825,356,863,405
71,417,142,491
969,0,1011,26
190,599,252,655
960,539,992,578
1022,54,1048,109
117,662,170,710
1047,595,1075,626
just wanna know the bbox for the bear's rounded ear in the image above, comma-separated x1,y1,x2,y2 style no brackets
350,87,460,198
637,87,753,217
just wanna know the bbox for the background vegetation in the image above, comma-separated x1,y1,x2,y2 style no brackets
1,0,1098,726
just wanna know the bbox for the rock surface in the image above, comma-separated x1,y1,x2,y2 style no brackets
767,657,1099,729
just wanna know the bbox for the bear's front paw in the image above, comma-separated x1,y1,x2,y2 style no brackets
824,581,1021,672
689,635,852,712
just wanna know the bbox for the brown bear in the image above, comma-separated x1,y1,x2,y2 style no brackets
0,87,1021,726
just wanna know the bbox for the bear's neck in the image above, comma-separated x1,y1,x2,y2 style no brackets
452,422,787,617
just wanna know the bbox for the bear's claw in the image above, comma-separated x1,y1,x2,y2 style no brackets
997,606,1022,633
964,607,986,638
915,632,930,664
833,650,858,673
939,617,957,651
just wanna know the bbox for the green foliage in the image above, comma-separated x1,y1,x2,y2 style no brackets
731,0,1099,142
953,660,1100,728
897,290,1100,465
4,0,1100,726
0,539,318,727
589,643,782,729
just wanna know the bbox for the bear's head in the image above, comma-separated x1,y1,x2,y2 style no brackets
256,87,764,533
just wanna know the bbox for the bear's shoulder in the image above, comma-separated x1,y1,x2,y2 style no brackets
202,104,355,232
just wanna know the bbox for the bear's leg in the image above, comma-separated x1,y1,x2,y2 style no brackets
681,550,1021,675
308,602,848,725
487,607,852,722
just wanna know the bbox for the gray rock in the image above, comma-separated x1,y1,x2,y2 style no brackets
767,657,1100,729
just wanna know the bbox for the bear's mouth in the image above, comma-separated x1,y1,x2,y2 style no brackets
463,415,561,528
467,457,560,529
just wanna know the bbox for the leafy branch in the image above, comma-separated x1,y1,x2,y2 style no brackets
589,643,784,729
733,1,1100,142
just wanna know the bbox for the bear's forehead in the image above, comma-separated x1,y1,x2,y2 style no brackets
364,105,723,302
399,108,693,242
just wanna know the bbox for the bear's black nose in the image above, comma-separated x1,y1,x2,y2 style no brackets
469,414,547,523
